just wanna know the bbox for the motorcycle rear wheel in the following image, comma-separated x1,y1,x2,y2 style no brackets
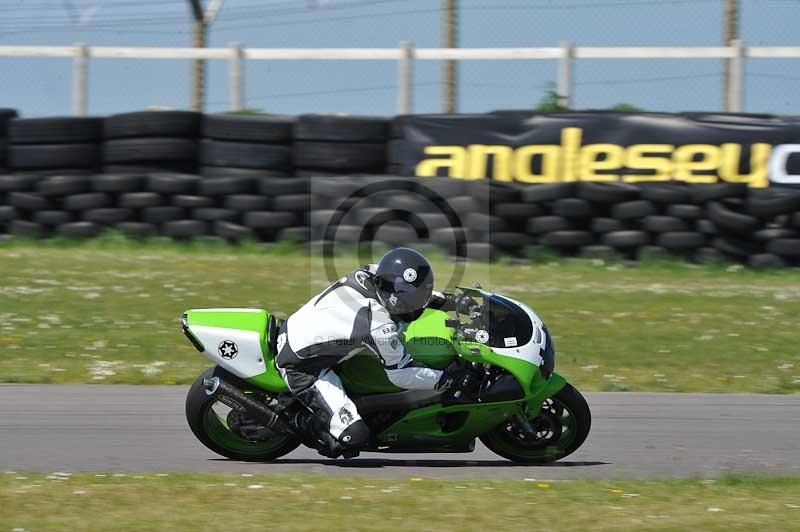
186,367,300,462
479,382,591,464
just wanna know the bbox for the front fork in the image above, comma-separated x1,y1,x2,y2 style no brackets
524,371,567,418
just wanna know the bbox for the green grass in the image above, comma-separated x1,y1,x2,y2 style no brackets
1,235,799,393
1,472,799,531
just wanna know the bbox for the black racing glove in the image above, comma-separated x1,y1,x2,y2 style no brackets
440,293,481,319
436,360,481,403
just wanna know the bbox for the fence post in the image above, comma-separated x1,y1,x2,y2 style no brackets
397,41,415,115
727,39,744,112
557,40,574,109
72,43,89,117
229,42,245,112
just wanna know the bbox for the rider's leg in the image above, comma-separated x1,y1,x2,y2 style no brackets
280,366,370,453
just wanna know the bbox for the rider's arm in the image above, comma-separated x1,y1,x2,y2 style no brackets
367,305,444,390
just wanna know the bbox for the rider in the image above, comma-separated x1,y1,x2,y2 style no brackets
274,247,479,458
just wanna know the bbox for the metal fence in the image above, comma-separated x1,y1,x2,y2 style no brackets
2,41,799,116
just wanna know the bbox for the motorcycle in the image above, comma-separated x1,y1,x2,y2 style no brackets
182,286,591,463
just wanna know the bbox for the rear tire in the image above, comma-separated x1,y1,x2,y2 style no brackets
186,367,300,462
480,382,591,464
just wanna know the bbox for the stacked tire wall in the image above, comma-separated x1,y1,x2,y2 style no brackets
1,109,800,267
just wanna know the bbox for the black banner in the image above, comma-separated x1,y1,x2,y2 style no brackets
390,111,800,187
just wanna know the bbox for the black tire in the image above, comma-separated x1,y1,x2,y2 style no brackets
666,204,702,220
258,177,309,196
192,208,238,222
465,212,508,233
577,181,639,203
33,210,74,226
37,175,93,196
0,108,18,130
657,231,706,250
214,221,257,242
10,219,44,237
10,143,99,170
277,226,312,243
465,242,496,261
9,192,50,211
642,215,690,233
103,138,197,164
243,211,298,229
526,215,572,235
490,202,542,219
9,117,102,144
590,217,626,234
491,232,530,252
119,192,165,209
639,184,690,204
521,182,575,203
541,230,593,248
293,141,386,171
200,140,291,170
480,382,591,464
553,198,593,219
63,193,113,211
690,183,748,203
696,219,717,236
164,219,208,239
199,177,255,196
602,230,650,248
116,222,157,238
272,194,316,212
748,253,787,269
57,221,102,239
185,367,300,462
708,201,760,234
746,190,800,219
611,200,656,220
0,174,40,193
103,162,197,174
200,166,292,179
472,180,520,205
753,228,799,242
172,195,215,209
147,173,201,195
82,208,134,225
295,114,389,142
203,114,294,143
444,196,480,217
766,238,800,258
712,236,760,258
141,206,185,224
0,206,16,223
104,111,201,139
413,176,466,198
373,221,419,244
92,173,147,193
224,194,270,212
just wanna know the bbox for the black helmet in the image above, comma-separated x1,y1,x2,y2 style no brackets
374,247,434,318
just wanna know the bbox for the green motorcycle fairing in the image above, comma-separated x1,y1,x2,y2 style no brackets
183,303,567,447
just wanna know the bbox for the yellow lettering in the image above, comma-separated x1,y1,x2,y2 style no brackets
579,144,624,181
560,127,583,182
514,145,561,183
466,145,513,181
415,146,468,178
718,143,771,188
623,144,674,182
673,144,720,183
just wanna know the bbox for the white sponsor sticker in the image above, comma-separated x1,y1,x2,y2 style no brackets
403,268,418,282
475,330,490,344
504,337,518,347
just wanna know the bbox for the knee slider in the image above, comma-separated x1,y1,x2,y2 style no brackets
338,419,370,448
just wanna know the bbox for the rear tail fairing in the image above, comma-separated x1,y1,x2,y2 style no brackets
182,308,288,392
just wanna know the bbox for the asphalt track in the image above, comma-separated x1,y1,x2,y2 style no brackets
2,385,799,479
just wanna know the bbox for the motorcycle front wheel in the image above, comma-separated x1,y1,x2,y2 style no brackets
185,367,300,462
479,382,591,464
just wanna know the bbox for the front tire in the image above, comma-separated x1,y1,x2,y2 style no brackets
186,367,300,462
480,382,591,464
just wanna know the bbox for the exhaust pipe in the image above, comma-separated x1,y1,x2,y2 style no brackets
202,376,288,431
